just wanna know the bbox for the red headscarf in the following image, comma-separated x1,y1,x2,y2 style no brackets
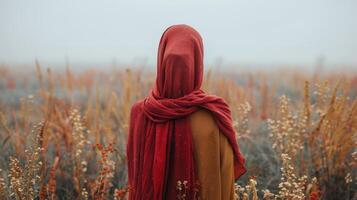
127,24,246,200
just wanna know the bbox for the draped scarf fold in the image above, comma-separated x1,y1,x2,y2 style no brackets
127,25,246,200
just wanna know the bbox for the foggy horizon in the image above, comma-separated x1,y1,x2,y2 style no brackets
1,0,357,67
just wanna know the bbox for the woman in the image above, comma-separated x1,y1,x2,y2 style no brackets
127,24,246,200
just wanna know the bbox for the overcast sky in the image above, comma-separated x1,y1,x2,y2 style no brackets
0,0,356,66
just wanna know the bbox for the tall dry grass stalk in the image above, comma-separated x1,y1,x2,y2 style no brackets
0,168,6,199
267,95,306,157
8,122,44,200
277,154,307,200
91,143,116,200
45,156,60,200
69,108,91,199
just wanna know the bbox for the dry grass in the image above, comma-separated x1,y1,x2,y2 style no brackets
0,63,356,199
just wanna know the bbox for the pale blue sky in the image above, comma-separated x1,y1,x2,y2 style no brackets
0,0,356,66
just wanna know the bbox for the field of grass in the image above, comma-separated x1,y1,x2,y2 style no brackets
0,63,356,199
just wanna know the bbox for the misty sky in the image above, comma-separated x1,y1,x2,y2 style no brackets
0,0,356,66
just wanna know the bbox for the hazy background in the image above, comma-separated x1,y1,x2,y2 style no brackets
1,0,356,69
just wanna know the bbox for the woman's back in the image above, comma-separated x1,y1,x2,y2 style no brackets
190,110,235,200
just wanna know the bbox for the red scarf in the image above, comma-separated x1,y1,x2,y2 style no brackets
127,25,246,200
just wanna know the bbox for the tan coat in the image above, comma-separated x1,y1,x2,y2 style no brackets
190,109,235,200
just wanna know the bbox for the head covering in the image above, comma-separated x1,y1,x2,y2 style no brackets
127,24,246,200
154,24,203,98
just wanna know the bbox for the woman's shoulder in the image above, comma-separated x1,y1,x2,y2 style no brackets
131,100,144,112
189,109,219,134
129,100,145,119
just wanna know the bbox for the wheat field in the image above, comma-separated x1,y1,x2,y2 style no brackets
0,63,356,200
